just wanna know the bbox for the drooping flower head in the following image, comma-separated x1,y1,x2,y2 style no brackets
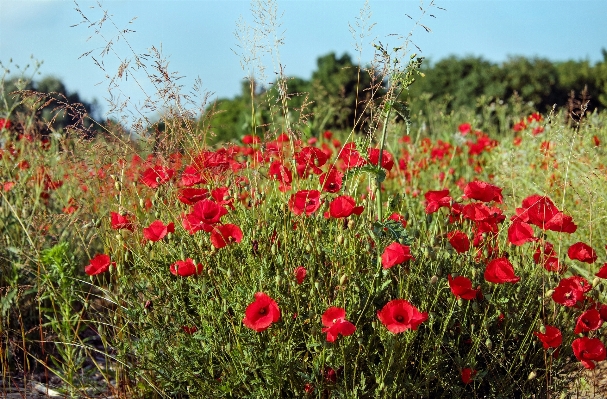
85,254,115,276
321,307,356,342
381,242,414,269
143,220,175,242
170,258,203,277
572,337,606,370
484,257,520,284
534,325,562,350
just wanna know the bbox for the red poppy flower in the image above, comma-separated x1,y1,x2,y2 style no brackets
185,199,228,233
325,196,364,219
0,118,12,130
533,241,562,272
337,142,366,170
507,220,536,246
295,146,329,178
368,148,394,171
447,231,470,253
424,190,452,214
143,220,175,242
210,224,243,249
289,190,321,216
461,368,477,384
111,212,135,231
463,180,503,203
85,254,115,276
534,325,562,349
572,337,606,370
377,299,427,333
381,242,414,269
178,188,209,205
387,213,407,228
182,326,198,334
568,242,597,264
321,307,356,343
140,165,175,188
596,263,607,279
170,258,203,277
574,308,603,334
484,257,520,284
294,266,307,285
517,195,577,233
552,276,590,307
242,134,260,144
242,292,281,332
319,168,343,193
458,123,471,135
179,165,205,187
448,275,479,300
269,160,293,192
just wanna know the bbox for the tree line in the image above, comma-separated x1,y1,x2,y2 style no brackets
5,50,607,141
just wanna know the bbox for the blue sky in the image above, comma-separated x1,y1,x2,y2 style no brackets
1,0,607,118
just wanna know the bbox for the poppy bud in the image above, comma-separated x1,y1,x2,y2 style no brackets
271,244,277,255
314,281,320,290
539,325,546,334
471,302,480,313
528,371,537,380
139,198,145,208
430,275,438,285
227,268,232,278
339,275,347,286
347,219,355,229
457,298,463,307
114,181,121,191
305,244,312,253
337,235,344,245
544,289,555,298
275,275,282,286
593,277,600,287
486,338,493,350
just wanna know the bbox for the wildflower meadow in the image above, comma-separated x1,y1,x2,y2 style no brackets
2,1,607,398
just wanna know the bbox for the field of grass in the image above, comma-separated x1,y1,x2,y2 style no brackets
2,1,607,398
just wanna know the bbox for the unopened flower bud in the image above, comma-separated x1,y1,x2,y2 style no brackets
593,277,600,287
485,338,493,350
337,235,344,245
430,275,438,285
339,275,347,286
